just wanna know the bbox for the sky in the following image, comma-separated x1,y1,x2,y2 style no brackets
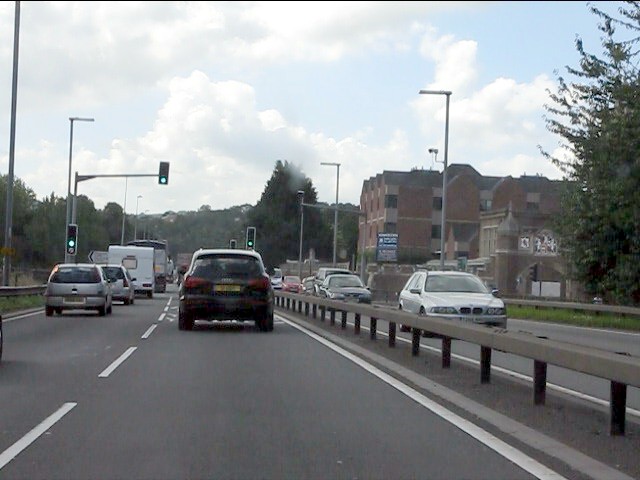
0,1,623,215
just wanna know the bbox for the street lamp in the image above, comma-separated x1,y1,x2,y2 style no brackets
134,195,142,240
120,177,128,245
428,147,438,169
320,162,340,266
297,190,304,281
65,116,94,263
419,89,451,270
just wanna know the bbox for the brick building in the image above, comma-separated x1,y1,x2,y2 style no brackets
359,164,568,297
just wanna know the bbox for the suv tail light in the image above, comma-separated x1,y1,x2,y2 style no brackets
248,276,271,291
183,276,209,289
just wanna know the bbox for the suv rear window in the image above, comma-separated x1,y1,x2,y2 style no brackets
50,266,101,284
192,255,263,280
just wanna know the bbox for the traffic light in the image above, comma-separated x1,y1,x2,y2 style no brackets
229,239,237,249
246,227,256,250
66,224,78,255
158,161,170,185
528,263,538,282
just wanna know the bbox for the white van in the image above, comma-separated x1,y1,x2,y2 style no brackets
108,245,155,298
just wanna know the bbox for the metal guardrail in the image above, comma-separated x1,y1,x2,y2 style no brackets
370,289,640,319
0,285,46,297
275,291,640,436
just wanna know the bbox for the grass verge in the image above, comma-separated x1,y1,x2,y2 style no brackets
0,295,45,315
507,305,640,331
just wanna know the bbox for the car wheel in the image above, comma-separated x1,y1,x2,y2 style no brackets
147,291,153,299
107,302,113,315
98,305,106,317
54,307,62,315
123,298,130,306
45,306,54,317
178,309,194,331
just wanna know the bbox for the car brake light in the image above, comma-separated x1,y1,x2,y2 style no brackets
123,277,129,287
249,276,270,290
183,276,209,288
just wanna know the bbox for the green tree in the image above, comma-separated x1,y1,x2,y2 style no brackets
246,160,332,271
541,1,640,304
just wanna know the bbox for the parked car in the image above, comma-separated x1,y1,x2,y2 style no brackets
100,264,135,305
282,275,302,293
397,270,507,332
312,267,352,295
318,273,372,304
44,263,113,317
178,248,274,332
270,267,283,290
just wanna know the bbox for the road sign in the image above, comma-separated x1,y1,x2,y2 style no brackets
88,250,109,264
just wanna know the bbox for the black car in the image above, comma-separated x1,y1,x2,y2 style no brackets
178,248,274,332
318,273,372,304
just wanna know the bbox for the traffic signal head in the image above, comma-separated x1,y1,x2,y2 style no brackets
529,263,538,282
246,227,256,250
66,224,78,255
158,161,170,185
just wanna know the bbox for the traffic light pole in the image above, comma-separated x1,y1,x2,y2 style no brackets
69,171,165,261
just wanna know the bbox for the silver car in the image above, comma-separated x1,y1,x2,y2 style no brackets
44,263,113,316
398,270,507,331
100,264,135,305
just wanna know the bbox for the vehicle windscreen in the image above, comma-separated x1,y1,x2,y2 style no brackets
192,255,263,280
424,275,488,293
284,276,300,283
50,267,101,284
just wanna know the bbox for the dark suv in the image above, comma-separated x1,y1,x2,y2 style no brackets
178,249,274,332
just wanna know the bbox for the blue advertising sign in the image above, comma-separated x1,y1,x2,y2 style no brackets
376,233,398,262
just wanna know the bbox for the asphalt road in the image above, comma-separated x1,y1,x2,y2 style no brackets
0,287,637,479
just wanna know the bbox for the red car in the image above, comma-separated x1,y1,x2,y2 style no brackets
282,275,302,293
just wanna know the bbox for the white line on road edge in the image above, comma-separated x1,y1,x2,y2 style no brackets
141,324,158,339
280,316,567,480
98,347,137,378
158,313,166,323
0,402,77,470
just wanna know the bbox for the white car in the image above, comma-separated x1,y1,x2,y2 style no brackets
270,268,283,290
397,270,507,332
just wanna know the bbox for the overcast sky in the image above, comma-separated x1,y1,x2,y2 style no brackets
0,1,618,214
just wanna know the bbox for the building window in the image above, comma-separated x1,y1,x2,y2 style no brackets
384,222,397,233
526,202,539,211
431,225,441,239
433,197,442,210
480,199,492,211
384,194,398,208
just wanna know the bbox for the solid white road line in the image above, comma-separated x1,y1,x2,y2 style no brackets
0,402,77,470
280,316,566,480
141,324,157,339
98,347,137,378
350,319,640,418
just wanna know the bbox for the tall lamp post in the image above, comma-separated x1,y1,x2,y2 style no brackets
297,190,304,281
120,177,128,245
65,116,94,263
134,195,142,240
320,162,340,266
419,89,451,270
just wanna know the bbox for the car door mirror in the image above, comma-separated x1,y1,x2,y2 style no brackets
409,288,421,294
491,288,500,297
